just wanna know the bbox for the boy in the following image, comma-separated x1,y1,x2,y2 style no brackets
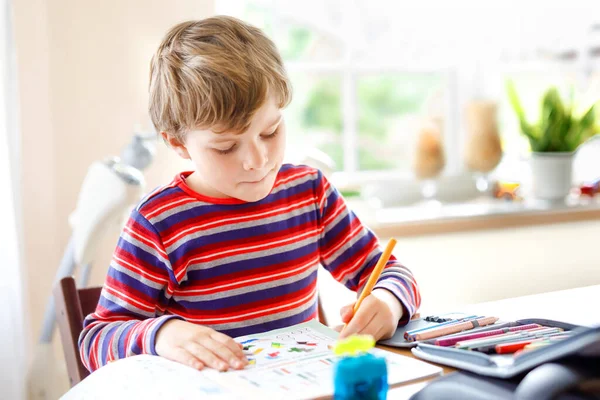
79,16,420,373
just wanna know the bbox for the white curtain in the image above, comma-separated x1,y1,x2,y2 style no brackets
0,0,27,399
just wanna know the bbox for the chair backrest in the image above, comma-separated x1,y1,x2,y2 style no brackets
317,295,328,326
53,276,102,387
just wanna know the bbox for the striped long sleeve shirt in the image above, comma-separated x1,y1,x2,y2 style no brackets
79,164,421,372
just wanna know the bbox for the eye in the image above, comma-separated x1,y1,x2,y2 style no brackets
262,127,279,139
215,144,236,155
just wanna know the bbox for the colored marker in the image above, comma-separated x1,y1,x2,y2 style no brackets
409,316,499,342
456,327,562,350
498,332,572,354
435,323,541,346
404,315,480,339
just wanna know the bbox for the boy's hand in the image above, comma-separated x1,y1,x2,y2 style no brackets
155,319,248,371
337,289,403,340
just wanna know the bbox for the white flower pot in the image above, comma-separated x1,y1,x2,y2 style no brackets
530,152,574,200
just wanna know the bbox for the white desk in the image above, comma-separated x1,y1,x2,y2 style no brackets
62,285,600,399
460,284,600,327
386,284,600,398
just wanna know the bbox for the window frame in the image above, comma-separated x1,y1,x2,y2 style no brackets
216,0,600,202
285,61,458,177
216,0,460,180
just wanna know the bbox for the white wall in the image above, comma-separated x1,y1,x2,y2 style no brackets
13,1,215,397
1,1,26,398
319,220,600,326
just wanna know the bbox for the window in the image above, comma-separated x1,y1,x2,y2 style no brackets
217,0,450,181
218,1,600,202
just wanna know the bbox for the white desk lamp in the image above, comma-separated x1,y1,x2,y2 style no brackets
38,132,155,343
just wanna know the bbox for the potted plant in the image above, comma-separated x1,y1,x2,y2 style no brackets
506,81,598,200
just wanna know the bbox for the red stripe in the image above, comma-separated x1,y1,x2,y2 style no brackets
142,190,193,217
175,253,319,294
322,211,363,260
112,250,168,286
171,283,317,321
172,222,319,271
104,277,156,313
161,190,313,244
331,236,378,283
123,221,168,258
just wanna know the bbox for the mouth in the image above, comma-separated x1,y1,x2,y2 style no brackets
243,168,273,184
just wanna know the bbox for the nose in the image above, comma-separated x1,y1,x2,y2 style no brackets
242,139,268,171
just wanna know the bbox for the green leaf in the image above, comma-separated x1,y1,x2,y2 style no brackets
566,104,597,151
506,81,599,153
506,80,539,148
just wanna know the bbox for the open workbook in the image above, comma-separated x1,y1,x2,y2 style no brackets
62,320,443,400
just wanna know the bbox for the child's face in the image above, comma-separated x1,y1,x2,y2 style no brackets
166,94,286,202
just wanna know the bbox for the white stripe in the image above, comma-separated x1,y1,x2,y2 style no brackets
181,228,319,265
376,280,414,313
332,242,377,283
113,255,167,285
145,197,198,219
105,285,154,313
175,256,319,295
275,169,317,187
137,182,176,211
164,197,315,246
322,198,345,229
270,172,318,197
89,314,134,322
179,285,317,324
123,225,168,257
323,222,365,263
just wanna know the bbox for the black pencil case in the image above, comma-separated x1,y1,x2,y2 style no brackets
409,318,594,378
409,326,600,399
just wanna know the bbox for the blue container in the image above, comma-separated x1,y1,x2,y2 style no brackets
333,353,388,400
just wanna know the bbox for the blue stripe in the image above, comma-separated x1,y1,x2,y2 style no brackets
124,323,139,355
175,269,318,311
100,323,119,365
168,208,316,260
108,267,166,305
184,240,319,280
154,175,317,232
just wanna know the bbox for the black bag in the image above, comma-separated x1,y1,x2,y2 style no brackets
410,325,600,400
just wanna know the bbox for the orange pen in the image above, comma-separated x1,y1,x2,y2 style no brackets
342,238,397,331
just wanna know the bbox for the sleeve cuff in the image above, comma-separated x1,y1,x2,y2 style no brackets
146,315,185,356
373,281,416,327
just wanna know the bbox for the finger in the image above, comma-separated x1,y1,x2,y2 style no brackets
185,342,230,371
210,332,248,367
339,304,355,323
210,331,246,359
168,347,205,370
333,324,345,333
205,336,247,370
339,307,376,339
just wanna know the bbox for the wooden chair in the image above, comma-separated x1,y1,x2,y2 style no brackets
54,276,103,387
54,276,329,387
317,295,328,326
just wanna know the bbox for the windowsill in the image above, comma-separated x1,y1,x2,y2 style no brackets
347,195,600,238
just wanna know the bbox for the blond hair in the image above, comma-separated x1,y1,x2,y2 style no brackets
149,16,292,142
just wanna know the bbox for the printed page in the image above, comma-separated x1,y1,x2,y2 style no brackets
204,320,443,399
61,354,241,400
62,320,443,400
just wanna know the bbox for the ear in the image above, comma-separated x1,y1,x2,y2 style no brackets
161,131,191,160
